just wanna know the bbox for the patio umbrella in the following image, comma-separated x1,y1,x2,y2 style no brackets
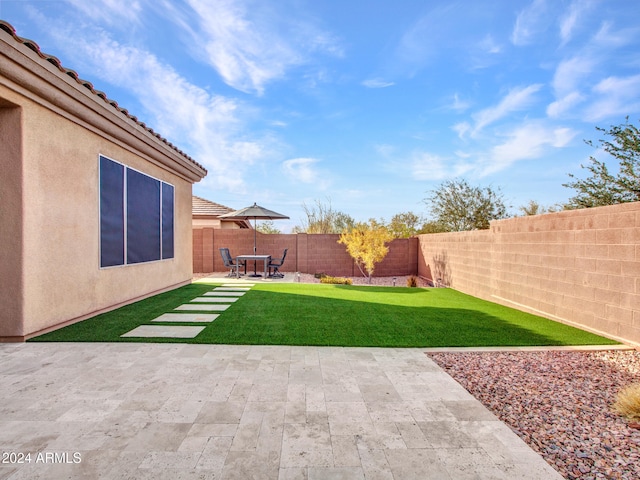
218,202,289,276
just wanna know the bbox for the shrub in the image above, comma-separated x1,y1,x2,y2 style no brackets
320,276,353,285
613,383,640,421
407,276,418,287
314,273,327,279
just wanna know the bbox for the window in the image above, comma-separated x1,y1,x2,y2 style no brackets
99,155,174,268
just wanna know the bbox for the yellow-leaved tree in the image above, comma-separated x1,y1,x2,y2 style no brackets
338,220,393,283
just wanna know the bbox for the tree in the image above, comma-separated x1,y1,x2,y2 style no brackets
256,220,281,234
425,178,508,231
420,221,449,234
293,198,355,234
387,211,425,238
518,200,560,216
338,220,393,283
564,118,640,208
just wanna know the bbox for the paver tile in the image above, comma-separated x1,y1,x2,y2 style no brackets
151,313,219,323
203,291,246,297
120,325,205,338
174,304,230,311
190,297,238,303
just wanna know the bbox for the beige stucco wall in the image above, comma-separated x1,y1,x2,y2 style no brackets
0,27,206,340
192,218,244,229
0,99,23,338
0,85,195,339
418,202,640,346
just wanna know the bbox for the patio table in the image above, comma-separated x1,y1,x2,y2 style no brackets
236,254,271,278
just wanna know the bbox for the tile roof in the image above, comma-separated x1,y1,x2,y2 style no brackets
0,20,206,175
192,196,237,216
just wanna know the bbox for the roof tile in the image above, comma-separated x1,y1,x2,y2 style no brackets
192,196,240,217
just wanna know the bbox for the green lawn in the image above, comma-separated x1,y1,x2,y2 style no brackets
29,282,619,347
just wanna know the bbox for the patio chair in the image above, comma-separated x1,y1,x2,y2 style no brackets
268,248,288,278
219,248,245,277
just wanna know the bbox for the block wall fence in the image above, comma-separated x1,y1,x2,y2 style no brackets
418,202,640,346
193,229,419,278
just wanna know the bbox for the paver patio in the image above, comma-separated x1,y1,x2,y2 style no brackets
0,343,563,479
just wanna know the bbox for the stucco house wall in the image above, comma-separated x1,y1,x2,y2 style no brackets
0,22,207,341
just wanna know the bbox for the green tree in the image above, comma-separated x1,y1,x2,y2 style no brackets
338,220,393,283
564,118,640,208
293,198,355,234
387,211,425,238
420,221,449,234
256,220,281,234
425,178,508,231
518,200,560,216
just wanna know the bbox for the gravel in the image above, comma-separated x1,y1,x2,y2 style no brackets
194,272,431,287
429,350,640,480
295,273,430,286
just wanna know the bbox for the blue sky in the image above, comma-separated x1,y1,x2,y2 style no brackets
3,0,640,232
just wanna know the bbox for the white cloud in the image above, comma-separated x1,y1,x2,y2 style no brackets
479,34,502,55
551,55,595,96
468,84,543,137
485,122,575,175
64,0,144,24
511,0,548,46
393,4,465,76
41,20,271,192
593,21,639,48
450,93,471,113
177,0,342,94
548,55,593,119
375,144,396,156
559,0,593,45
362,78,395,88
453,121,471,139
546,91,585,118
282,157,330,188
585,74,640,121
410,152,472,181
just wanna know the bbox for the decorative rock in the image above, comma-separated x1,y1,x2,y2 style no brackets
429,350,640,480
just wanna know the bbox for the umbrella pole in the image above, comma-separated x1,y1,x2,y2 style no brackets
251,217,259,277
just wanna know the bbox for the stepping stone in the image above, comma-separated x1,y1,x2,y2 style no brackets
121,325,205,338
152,313,219,323
203,291,245,297
215,287,250,291
222,283,255,287
190,297,238,303
174,304,230,312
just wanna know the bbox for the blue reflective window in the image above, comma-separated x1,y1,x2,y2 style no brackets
99,157,125,267
99,156,174,267
162,183,174,259
127,168,161,264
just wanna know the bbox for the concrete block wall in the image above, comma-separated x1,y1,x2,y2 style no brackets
418,202,640,345
304,234,356,276
376,237,419,277
193,230,418,277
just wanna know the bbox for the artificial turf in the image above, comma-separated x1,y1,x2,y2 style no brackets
29,282,619,347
